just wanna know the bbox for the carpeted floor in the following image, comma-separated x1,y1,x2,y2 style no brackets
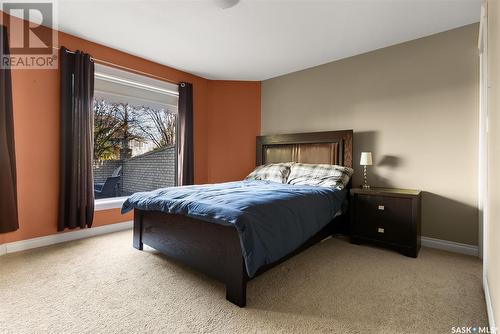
0,230,487,334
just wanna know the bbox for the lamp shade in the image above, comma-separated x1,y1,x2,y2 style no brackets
360,152,373,166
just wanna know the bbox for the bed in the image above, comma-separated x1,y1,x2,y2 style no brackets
123,130,353,307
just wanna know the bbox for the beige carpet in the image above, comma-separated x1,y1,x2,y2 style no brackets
0,230,487,334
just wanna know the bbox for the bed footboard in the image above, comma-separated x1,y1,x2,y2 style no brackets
133,209,247,307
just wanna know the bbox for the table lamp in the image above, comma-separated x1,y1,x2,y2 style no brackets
360,152,373,189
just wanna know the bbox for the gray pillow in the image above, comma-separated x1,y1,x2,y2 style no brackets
245,163,293,184
287,163,354,189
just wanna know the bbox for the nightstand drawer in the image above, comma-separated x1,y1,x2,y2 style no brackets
354,194,413,245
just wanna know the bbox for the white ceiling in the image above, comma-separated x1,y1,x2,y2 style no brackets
55,0,481,81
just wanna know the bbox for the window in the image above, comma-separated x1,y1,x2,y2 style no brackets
92,64,178,207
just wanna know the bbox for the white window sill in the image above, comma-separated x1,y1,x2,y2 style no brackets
95,196,128,211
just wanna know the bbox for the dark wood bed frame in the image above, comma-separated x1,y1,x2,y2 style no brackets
133,130,353,307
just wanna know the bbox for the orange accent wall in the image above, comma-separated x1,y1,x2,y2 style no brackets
0,13,261,244
206,81,261,183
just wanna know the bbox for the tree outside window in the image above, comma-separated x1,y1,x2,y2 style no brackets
93,98,176,162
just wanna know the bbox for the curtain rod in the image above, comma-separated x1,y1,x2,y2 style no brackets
54,46,181,86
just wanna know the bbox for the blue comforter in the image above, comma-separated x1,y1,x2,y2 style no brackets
122,180,346,277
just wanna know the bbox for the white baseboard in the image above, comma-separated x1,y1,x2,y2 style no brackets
0,221,133,256
421,236,479,256
0,243,6,256
484,273,497,333
0,223,479,258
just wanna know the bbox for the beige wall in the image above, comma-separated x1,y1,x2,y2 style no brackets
262,24,479,245
487,0,500,325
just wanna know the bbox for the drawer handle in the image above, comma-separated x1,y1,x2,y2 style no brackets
378,205,385,211
378,228,385,233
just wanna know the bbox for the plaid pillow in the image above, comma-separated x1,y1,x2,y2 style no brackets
287,163,354,190
245,163,292,184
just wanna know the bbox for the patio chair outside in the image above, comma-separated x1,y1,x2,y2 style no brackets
94,176,121,199
94,166,122,199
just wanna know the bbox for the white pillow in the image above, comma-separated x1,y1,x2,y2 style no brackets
287,163,354,190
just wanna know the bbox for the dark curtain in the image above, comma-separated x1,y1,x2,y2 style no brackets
58,47,95,231
0,26,18,233
177,82,194,185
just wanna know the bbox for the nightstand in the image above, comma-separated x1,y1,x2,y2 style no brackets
350,187,421,257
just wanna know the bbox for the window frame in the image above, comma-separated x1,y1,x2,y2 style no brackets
93,65,179,210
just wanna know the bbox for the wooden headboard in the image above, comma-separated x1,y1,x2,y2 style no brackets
256,130,353,168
